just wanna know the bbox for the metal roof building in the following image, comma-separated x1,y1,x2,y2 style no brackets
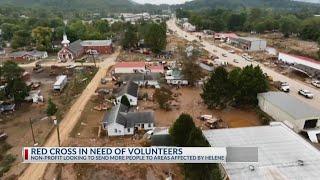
258,92,320,132
203,122,320,180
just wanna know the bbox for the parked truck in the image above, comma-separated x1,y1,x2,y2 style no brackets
274,81,290,93
53,75,67,92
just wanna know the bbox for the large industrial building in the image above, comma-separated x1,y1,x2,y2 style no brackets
230,37,267,51
203,122,320,180
258,92,320,132
278,52,320,78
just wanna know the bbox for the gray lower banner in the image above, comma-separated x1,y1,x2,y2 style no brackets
226,147,258,162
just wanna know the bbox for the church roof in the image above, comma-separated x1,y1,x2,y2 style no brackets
68,40,83,54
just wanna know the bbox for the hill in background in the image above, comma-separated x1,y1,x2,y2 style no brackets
178,0,320,11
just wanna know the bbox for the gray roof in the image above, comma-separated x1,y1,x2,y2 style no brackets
69,40,83,54
103,104,154,128
151,128,174,146
199,62,214,72
117,73,161,82
10,51,28,57
238,37,265,42
258,92,320,120
10,50,47,57
80,40,112,46
203,122,320,180
117,81,139,98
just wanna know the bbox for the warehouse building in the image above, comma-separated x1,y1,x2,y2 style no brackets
230,37,267,51
258,92,320,132
203,122,320,180
278,52,320,78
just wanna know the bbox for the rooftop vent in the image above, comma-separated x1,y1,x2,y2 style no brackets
297,160,304,166
249,165,255,171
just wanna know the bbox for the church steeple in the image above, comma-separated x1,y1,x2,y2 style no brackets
61,19,70,47
61,32,70,47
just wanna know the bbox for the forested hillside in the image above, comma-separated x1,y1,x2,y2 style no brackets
0,0,136,10
178,0,320,12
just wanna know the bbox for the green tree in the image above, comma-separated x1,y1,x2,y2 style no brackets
169,114,222,180
46,98,58,116
182,59,203,86
93,20,109,34
144,23,167,53
2,61,24,80
279,15,300,38
153,87,172,110
234,65,269,105
0,23,19,41
11,30,31,49
228,12,247,31
2,61,29,103
169,113,196,147
186,127,208,147
121,23,138,49
120,95,131,107
299,17,320,41
32,26,53,50
201,66,231,109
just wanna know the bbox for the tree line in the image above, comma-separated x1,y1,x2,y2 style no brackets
0,15,118,51
176,8,320,41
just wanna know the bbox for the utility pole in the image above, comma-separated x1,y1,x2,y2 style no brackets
54,119,61,147
29,118,38,146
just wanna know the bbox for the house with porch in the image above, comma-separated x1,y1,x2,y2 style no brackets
103,103,154,136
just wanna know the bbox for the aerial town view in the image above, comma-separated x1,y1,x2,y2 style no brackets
0,0,320,179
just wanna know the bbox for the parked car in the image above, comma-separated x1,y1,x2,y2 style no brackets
274,81,290,93
222,53,227,57
0,132,8,141
233,59,239,63
311,80,320,88
298,89,314,99
228,50,235,54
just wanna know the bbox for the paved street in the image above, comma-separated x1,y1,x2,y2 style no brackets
167,19,320,110
19,51,119,180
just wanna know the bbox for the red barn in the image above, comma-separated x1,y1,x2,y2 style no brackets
81,40,113,55
57,33,113,62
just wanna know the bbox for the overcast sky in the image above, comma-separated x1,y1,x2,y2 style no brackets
132,0,192,5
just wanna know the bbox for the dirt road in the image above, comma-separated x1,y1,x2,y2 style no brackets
18,52,119,180
167,19,320,111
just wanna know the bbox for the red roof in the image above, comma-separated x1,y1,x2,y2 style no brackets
281,52,320,65
115,62,145,68
148,65,164,72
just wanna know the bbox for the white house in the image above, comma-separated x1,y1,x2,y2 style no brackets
116,81,139,106
165,69,188,85
103,103,154,136
117,73,161,88
182,22,196,32
258,92,320,132
114,62,146,74
203,122,320,180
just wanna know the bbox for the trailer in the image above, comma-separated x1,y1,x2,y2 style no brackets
53,75,67,92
